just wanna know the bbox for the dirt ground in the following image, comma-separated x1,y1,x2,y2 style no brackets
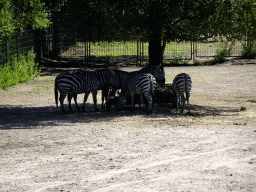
1,60,256,192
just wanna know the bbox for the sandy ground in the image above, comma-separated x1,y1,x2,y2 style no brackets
0,61,256,191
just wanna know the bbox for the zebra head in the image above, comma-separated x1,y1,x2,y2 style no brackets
153,64,165,84
142,64,165,84
173,88,180,110
116,91,127,111
108,70,120,88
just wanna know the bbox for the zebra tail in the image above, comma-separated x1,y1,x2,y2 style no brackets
55,79,58,108
150,78,154,96
185,77,189,101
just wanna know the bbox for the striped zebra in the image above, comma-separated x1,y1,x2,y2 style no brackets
116,73,157,113
102,64,165,109
101,69,130,110
54,69,120,114
173,73,192,113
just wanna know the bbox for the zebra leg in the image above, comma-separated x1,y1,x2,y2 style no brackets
180,94,185,113
68,92,73,111
109,88,117,109
92,90,99,112
101,88,106,110
82,92,90,112
144,93,152,114
186,93,191,112
139,95,146,112
59,92,67,114
68,93,80,111
130,91,135,112
73,93,80,111
101,88,110,110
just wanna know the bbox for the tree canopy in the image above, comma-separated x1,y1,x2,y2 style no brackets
0,0,50,39
1,0,255,64
45,0,255,65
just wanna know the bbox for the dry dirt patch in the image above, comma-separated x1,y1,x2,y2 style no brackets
0,63,256,191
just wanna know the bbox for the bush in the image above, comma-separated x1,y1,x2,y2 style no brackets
241,44,256,59
169,50,189,65
0,49,40,89
213,45,233,63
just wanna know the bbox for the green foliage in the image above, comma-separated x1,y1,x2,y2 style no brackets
213,45,233,63
241,44,256,59
0,0,50,39
194,60,205,66
0,49,40,89
169,50,189,65
106,56,116,66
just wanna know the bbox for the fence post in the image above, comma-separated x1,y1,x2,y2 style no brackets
17,32,19,61
6,39,8,64
137,40,143,65
35,30,42,66
85,41,90,65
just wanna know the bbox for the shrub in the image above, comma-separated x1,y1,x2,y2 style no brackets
0,49,40,89
213,45,233,63
169,50,189,65
241,44,256,59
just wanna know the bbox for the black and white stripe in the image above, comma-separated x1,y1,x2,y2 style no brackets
102,64,165,109
116,73,156,113
173,73,192,113
54,69,120,113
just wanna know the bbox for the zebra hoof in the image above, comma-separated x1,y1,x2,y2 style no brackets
95,108,100,112
62,110,66,114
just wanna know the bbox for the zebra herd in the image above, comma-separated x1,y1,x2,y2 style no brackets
54,64,192,114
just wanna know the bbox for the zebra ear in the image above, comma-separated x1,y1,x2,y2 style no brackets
117,91,120,96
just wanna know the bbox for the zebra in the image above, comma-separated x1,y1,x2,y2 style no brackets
102,64,165,109
173,73,192,113
101,69,130,110
54,69,120,114
116,73,157,113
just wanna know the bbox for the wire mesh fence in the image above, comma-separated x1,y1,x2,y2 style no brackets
195,40,245,58
0,30,35,65
38,38,248,66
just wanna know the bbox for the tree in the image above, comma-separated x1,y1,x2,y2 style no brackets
43,0,255,65
0,0,50,39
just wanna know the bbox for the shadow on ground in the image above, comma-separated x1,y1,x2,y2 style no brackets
0,102,241,130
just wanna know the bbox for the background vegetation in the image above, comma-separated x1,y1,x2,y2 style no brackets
0,0,256,89
0,0,50,89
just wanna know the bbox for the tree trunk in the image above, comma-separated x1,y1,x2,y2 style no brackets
148,1,164,66
148,39,162,66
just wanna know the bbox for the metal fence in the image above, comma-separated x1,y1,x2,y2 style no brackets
38,38,246,66
32,9,252,66
0,30,35,65
0,16,250,67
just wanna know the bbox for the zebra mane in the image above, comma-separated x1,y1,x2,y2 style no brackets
138,64,162,73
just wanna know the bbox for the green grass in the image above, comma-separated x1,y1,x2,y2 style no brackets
59,40,245,64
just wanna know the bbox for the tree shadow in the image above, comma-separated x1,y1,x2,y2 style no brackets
151,103,241,118
0,104,148,130
0,102,241,130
